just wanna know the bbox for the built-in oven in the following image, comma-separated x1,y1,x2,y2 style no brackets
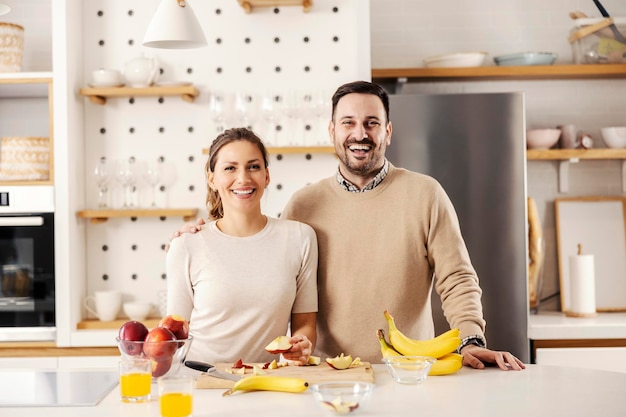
0,186,55,341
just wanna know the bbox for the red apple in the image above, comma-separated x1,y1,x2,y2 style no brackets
151,357,173,378
158,314,189,340
118,320,149,356
143,327,177,361
264,335,293,354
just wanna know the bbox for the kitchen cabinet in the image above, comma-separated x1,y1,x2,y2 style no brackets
529,311,626,372
79,85,200,105
0,73,54,186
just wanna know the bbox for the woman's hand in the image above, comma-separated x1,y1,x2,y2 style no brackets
282,334,313,366
165,218,206,252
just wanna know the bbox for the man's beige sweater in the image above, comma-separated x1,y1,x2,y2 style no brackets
281,163,486,363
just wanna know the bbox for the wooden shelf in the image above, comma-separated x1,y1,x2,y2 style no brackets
76,208,199,224
238,0,312,13
79,85,200,105
201,146,334,155
371,64,626,83
0,179,53,186
77,318,161,330
0,72,52,98
527,149,626,160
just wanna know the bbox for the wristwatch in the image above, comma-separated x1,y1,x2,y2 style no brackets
458,335,486,353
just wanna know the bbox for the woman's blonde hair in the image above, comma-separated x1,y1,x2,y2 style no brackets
205,128,269,220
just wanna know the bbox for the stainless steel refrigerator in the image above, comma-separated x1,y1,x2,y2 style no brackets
387,92,529,362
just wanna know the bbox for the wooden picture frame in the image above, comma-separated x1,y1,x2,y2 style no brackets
555,196,626,312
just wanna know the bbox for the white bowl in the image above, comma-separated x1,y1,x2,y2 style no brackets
123,302,152,321
526,129,561,150
424,52,487,68
601,127,626,149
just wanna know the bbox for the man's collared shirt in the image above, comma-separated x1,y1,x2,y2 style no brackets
336,159,389,193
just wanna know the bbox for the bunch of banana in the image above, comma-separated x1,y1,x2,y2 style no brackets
222,375,309,396
383,310,461,358
378,310,464,376
378,328,462,375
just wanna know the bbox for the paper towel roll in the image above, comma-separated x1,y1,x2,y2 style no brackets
567,253,597,317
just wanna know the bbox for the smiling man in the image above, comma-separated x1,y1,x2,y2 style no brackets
280,81,525,371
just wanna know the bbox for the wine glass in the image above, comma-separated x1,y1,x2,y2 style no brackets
93,156,111,208
115,157,139,208
145,159,162,208
209,91,225,133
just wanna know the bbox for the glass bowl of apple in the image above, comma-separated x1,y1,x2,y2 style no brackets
116,315,192,379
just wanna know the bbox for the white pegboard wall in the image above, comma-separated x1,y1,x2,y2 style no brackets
81,0,369,311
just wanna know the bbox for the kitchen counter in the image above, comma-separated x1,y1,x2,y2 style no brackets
2,364,626,416
529,311,626,340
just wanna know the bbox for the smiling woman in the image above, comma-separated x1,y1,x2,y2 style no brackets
165,127,319,365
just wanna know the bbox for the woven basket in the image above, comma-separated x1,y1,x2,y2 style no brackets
0,137,50,181
0,22,24,72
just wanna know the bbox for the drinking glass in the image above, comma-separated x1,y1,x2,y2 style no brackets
119,359,152,403
93,156,112,208
158,374,193,417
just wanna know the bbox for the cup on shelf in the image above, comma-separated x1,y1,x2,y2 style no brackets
558,124,578,149
91,68,122,87
83,290,122,322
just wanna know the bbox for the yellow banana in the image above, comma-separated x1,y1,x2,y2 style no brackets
429,353,463,376
377,329,401,358
384,310,461,358
222,375,309,396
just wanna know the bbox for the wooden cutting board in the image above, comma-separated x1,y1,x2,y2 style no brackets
195,362,375,389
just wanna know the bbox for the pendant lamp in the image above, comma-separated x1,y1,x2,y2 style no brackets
143,0,207,49
0,3,10,16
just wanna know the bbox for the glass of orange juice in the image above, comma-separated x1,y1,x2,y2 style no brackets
158,374,193,417
119,358,152,402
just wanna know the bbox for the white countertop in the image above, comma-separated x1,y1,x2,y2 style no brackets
528,311,626,340
2,364,626,416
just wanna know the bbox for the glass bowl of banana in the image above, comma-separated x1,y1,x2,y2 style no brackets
382,355,436,384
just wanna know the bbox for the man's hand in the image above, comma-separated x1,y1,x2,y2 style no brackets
164,218,206,252
461,345,526,371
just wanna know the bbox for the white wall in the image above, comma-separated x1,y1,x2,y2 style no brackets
370,0,626,311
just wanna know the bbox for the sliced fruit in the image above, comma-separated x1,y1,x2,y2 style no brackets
350,357,362,367
264,335,293,354
322,397,359,414
253,364,267,375
267,359,279,369
326,353,354,370
307,355,321,366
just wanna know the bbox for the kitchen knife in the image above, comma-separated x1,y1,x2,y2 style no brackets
184,360,241,382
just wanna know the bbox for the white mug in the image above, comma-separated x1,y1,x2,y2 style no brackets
84,290,122,322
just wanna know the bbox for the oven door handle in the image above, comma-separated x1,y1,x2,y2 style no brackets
0,216,45,227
